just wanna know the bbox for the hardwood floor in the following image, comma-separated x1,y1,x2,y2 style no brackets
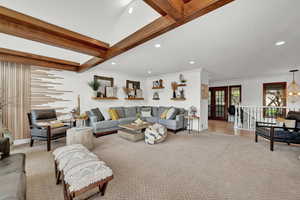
208,120,254,137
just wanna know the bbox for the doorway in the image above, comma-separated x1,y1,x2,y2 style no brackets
209,87,228,120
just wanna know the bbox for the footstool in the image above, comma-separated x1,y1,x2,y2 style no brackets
66,127,94,150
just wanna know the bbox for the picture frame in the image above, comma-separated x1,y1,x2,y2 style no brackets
94,75,114,97
126,80,140,89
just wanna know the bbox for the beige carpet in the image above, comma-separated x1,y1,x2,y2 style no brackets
13,131,300,200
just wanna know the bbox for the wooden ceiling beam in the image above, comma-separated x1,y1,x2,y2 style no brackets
78,0,233,72
78,16,176,72
144,0,184,21
183,0,234,22
0,6,109,57
79,57,103,72
0,48,79,71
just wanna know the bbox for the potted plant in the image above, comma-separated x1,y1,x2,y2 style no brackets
88,80,100,97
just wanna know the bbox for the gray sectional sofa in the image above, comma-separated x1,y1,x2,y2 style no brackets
86,106,187,136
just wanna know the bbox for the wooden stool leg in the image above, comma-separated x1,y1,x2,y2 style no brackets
54,161,58,178
56,171,61,185
100,182,108,196
62,176,69,200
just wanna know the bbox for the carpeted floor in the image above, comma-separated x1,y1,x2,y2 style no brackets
13,131,300,200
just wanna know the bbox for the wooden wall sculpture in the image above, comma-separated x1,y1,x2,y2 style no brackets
31,66,73,117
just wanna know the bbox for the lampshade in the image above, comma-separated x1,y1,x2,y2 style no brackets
288,70,300,103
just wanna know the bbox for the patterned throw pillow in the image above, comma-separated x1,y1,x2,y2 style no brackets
284,119,296,129
108,109,119,120
141,110,152,117
160,109,169,119
166,107,178,120
91,108,105,121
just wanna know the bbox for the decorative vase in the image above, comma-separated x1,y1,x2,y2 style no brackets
173,91,176,98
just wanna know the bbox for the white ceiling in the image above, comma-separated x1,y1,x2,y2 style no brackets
1,0,299,80
0,0,159,63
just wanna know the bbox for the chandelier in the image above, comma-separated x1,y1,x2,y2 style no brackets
288,69,300,103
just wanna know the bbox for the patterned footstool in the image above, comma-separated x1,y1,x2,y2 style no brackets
145,123,167,145
52,144,113,200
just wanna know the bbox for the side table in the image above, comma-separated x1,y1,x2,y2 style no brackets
185,115,200,133
66,127,94,150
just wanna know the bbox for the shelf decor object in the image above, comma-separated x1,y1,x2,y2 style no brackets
88,80,100,97
152,79,164,89
94,75,115,98
153,92,160,100
171,82,178,98
179,74,187,84
124,80,143,100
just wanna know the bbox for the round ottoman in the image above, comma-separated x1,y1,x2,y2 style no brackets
66,127,94,150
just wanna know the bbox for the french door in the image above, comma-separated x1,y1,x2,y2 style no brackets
209,87,228,120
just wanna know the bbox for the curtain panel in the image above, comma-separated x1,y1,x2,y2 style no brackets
0,61,31,139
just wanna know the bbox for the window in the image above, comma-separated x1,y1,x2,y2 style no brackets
263,82,287,118
229,85,241,106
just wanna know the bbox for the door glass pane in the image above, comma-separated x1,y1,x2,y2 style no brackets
215,90,225,117
230,87,241,105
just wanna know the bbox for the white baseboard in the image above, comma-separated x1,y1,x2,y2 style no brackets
14,138,30,146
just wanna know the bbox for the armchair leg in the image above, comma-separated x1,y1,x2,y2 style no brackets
47,126,51,151
30,138,34,147
47,139,51,151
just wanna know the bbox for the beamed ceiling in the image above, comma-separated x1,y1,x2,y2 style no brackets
0,0,234,72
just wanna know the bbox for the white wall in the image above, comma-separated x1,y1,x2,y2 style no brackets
145,68,207,130
44,67,147,119
209,74,299,107
43,67,208,131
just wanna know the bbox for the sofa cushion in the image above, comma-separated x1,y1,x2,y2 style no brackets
152,107,159,117
0,153,25,176
166,107,178,120
108,109,119,120
0,172,26,200
145,117,159,123
160,109,169,119
112,107,125,118
158,107,169,117
124,107,137,118
91,108,105,121
93,120,119,130
118,117,136,125
141,109,152,117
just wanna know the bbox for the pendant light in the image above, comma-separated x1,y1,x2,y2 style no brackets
288,69,300,103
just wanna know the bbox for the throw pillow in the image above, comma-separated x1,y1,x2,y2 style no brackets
284,119,296,129
91,108,105,121
108,109,119,120
160,109,169,119
50,122,65,129
141,110,152,117
166,107,178,120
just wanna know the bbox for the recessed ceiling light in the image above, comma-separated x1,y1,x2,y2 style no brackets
189,60,195,65
111,62,116,65
147,70,152,74
154,44,161,48
275,41,286,46
128,7,133,14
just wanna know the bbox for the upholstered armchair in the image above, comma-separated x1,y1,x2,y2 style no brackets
28,109,69,151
